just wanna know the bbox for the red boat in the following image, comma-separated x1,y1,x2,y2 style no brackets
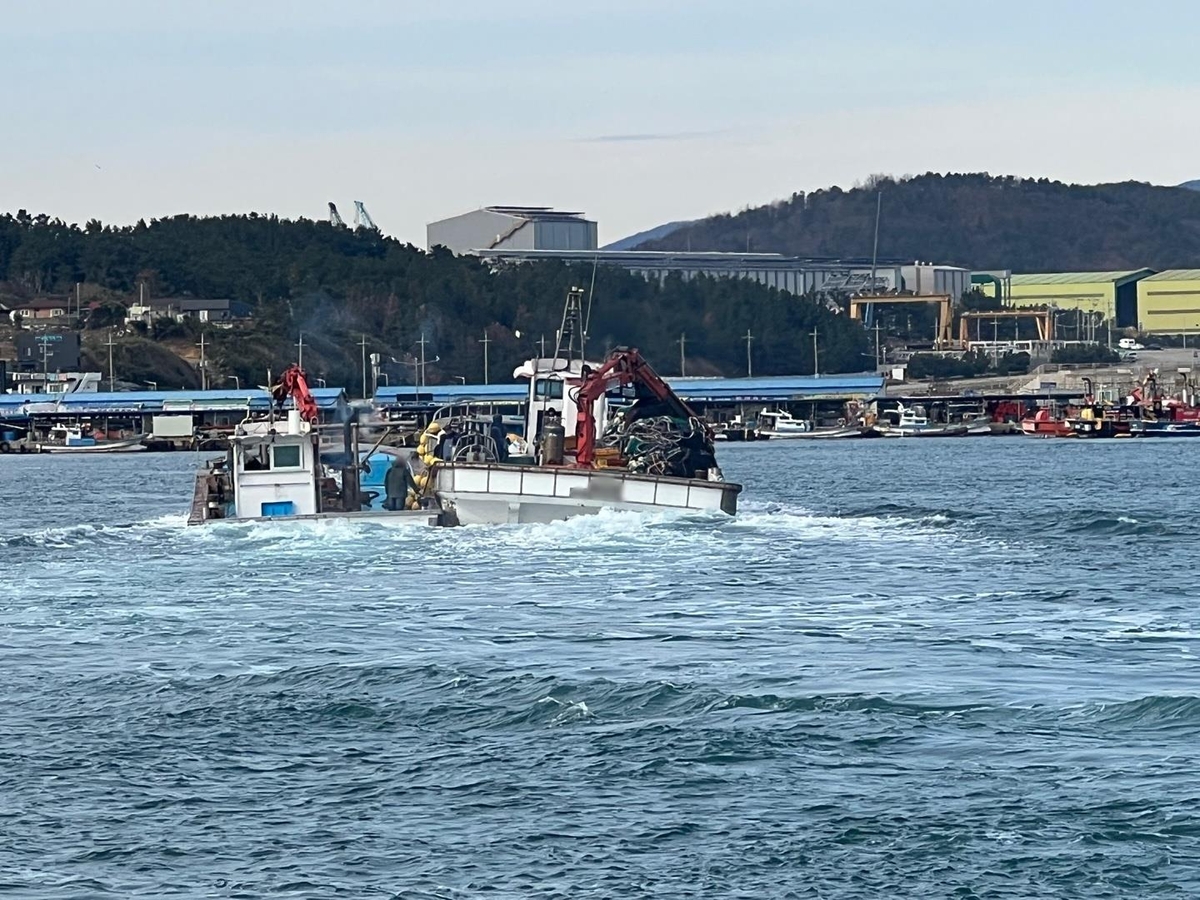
1021,408,1072,438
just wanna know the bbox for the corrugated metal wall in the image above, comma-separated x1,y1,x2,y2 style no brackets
532,220,598,251
1137,279,1200,332
428,210,528,252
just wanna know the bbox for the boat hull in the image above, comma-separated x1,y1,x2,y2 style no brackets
757,429,811,439
876,425,968,438
1131,421,1200,437
790,427,873,440
1020,420,1072,438
433,462,740,526
38,437,147,453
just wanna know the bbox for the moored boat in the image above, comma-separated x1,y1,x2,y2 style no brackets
1065,405,1136,438
38,426,146,453
1020,408,1072,438
755,409,812,438
875,404,967,437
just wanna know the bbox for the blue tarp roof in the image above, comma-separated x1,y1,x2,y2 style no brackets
0,387,348,416
373,374,884,407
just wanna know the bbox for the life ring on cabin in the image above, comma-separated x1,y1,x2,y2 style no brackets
0,441,10,454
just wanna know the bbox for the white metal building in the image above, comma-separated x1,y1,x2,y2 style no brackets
428,206,971,300
900,264,971,300
427,207,598,253
474,249,969,299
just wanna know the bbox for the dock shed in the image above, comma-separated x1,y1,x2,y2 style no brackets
1007,270,1154,327
1136,270,1200,333
374,375,885,412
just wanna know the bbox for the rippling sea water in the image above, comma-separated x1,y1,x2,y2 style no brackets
2,440,1200,898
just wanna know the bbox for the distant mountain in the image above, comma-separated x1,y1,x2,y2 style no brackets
1179,180,1200,191
635,173,1200,271
603,220,691,251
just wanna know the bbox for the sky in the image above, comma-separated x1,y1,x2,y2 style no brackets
3,0,1200,245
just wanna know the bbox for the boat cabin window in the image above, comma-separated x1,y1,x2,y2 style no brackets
271,444,303,469
534,378,564,400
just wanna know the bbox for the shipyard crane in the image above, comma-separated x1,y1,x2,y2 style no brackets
354,200,378,231
328,202,346,227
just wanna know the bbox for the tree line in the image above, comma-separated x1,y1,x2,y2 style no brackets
0,212,870,390
640,172,1200,271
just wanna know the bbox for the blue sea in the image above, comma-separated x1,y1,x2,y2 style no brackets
2,440,1199,898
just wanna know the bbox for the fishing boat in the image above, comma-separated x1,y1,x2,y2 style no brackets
1020,408,1072,438
1065,406,1136,438
755,409,811,438
875,404,967,438
38,425,146,453
426,348,738,525
189,295,740,526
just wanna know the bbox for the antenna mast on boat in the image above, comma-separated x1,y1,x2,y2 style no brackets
552,287,586,367
866,189,882,328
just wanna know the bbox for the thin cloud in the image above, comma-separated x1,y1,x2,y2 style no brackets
576,129,725,144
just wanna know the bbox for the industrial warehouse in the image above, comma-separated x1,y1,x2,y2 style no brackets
426,205,1196,336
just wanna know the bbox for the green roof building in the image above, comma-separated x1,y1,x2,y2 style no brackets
1006,270,1155,328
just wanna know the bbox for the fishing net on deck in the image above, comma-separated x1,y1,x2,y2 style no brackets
598,410,719,478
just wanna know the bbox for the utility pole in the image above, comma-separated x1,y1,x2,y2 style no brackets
873,322,883,368
74,282,81,320
417,332,429,387
295,332,304,368
810,327,819,377
357,334,368,398
479,329,492,384
743,329,754,378
677,332,688,377
104,328,117,391
40,336,50,386
196,332,208,390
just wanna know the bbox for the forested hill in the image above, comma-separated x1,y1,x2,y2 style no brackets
0,213,869,388
638,173,1200,271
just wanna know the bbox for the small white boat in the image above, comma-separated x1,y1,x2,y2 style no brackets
875,404,967,438
756,409,812,438
38,426,146,453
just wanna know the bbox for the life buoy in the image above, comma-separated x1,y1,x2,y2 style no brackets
0,441,10,454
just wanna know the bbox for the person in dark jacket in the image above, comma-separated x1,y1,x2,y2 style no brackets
490,414,509,462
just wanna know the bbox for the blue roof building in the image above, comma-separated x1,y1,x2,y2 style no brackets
373,374,884,408
0,387,348,419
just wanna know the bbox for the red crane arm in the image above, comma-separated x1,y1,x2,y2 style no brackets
272,363,319,423
573,348,699,467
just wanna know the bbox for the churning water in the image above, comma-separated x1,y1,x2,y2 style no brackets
2,440,1199,898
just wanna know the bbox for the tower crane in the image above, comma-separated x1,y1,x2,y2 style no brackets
353,200,377,231
328,202,345,227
